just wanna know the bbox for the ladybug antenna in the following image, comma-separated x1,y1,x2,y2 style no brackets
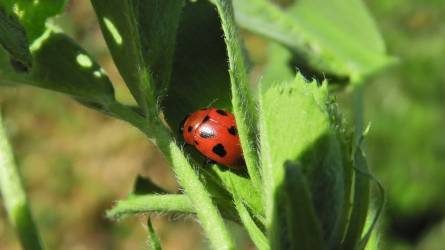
206,99,219,108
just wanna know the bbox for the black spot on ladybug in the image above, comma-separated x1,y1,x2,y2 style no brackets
216,109,228,116
187,126,193,132
194,140,199,145
212,143,227,157
199,127,215,138
179,114,190,133
202,115,210,123
228,126,238,136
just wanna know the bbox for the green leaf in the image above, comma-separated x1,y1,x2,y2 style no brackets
341,147,370,250
109,176,237,226
0,6,32,71
0,113,45,250
137,1,184,96
195,169,256,223
106,194,194,220
31,33,115,103
165,137,236,250
162,0,260,221
233,0,393,80
163,0,232,130
147,217,162,250
0,33,143,130
143,123,236,250
356,168,385,250
259,75,348,247
259,75,327,220
213,0,262,190
231,178,268,250
0,33,115,105
111,179,241,224
327,102,355,250
270,162,325,250
91,0,184,116
99,2,239,244
0,0,66,42
228,176,270,250
211,167,264,219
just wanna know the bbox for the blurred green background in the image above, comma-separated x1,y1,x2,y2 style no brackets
364,0,445,249
0,0,444,249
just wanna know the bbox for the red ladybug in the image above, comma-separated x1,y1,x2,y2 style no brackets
180,108,244,169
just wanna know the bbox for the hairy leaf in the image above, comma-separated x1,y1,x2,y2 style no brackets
259,74,348,247
259,75,327,219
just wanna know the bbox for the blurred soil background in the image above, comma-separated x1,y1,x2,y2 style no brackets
0,0,444,249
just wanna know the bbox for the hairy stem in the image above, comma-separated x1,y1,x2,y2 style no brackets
146,120,236,250
233,191,269,250
107,194,194,220
213,0,262,192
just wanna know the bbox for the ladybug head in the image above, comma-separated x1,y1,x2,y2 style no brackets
180,109,211,145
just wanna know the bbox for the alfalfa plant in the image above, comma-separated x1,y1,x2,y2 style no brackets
0,0,393,249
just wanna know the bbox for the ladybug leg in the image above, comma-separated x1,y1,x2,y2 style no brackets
204,158,216,166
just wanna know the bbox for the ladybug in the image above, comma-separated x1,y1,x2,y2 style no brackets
180,108,244,169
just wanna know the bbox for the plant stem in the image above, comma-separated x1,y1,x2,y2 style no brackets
213,0,262,192
147,120,236,250
102,79,235,248
147,216,162,250
107,194,194,220
106,101,150,132
103,102,235,249
0,113,45,250
232,189,269,250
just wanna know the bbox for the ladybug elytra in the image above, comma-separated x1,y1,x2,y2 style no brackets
180,108,244,169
